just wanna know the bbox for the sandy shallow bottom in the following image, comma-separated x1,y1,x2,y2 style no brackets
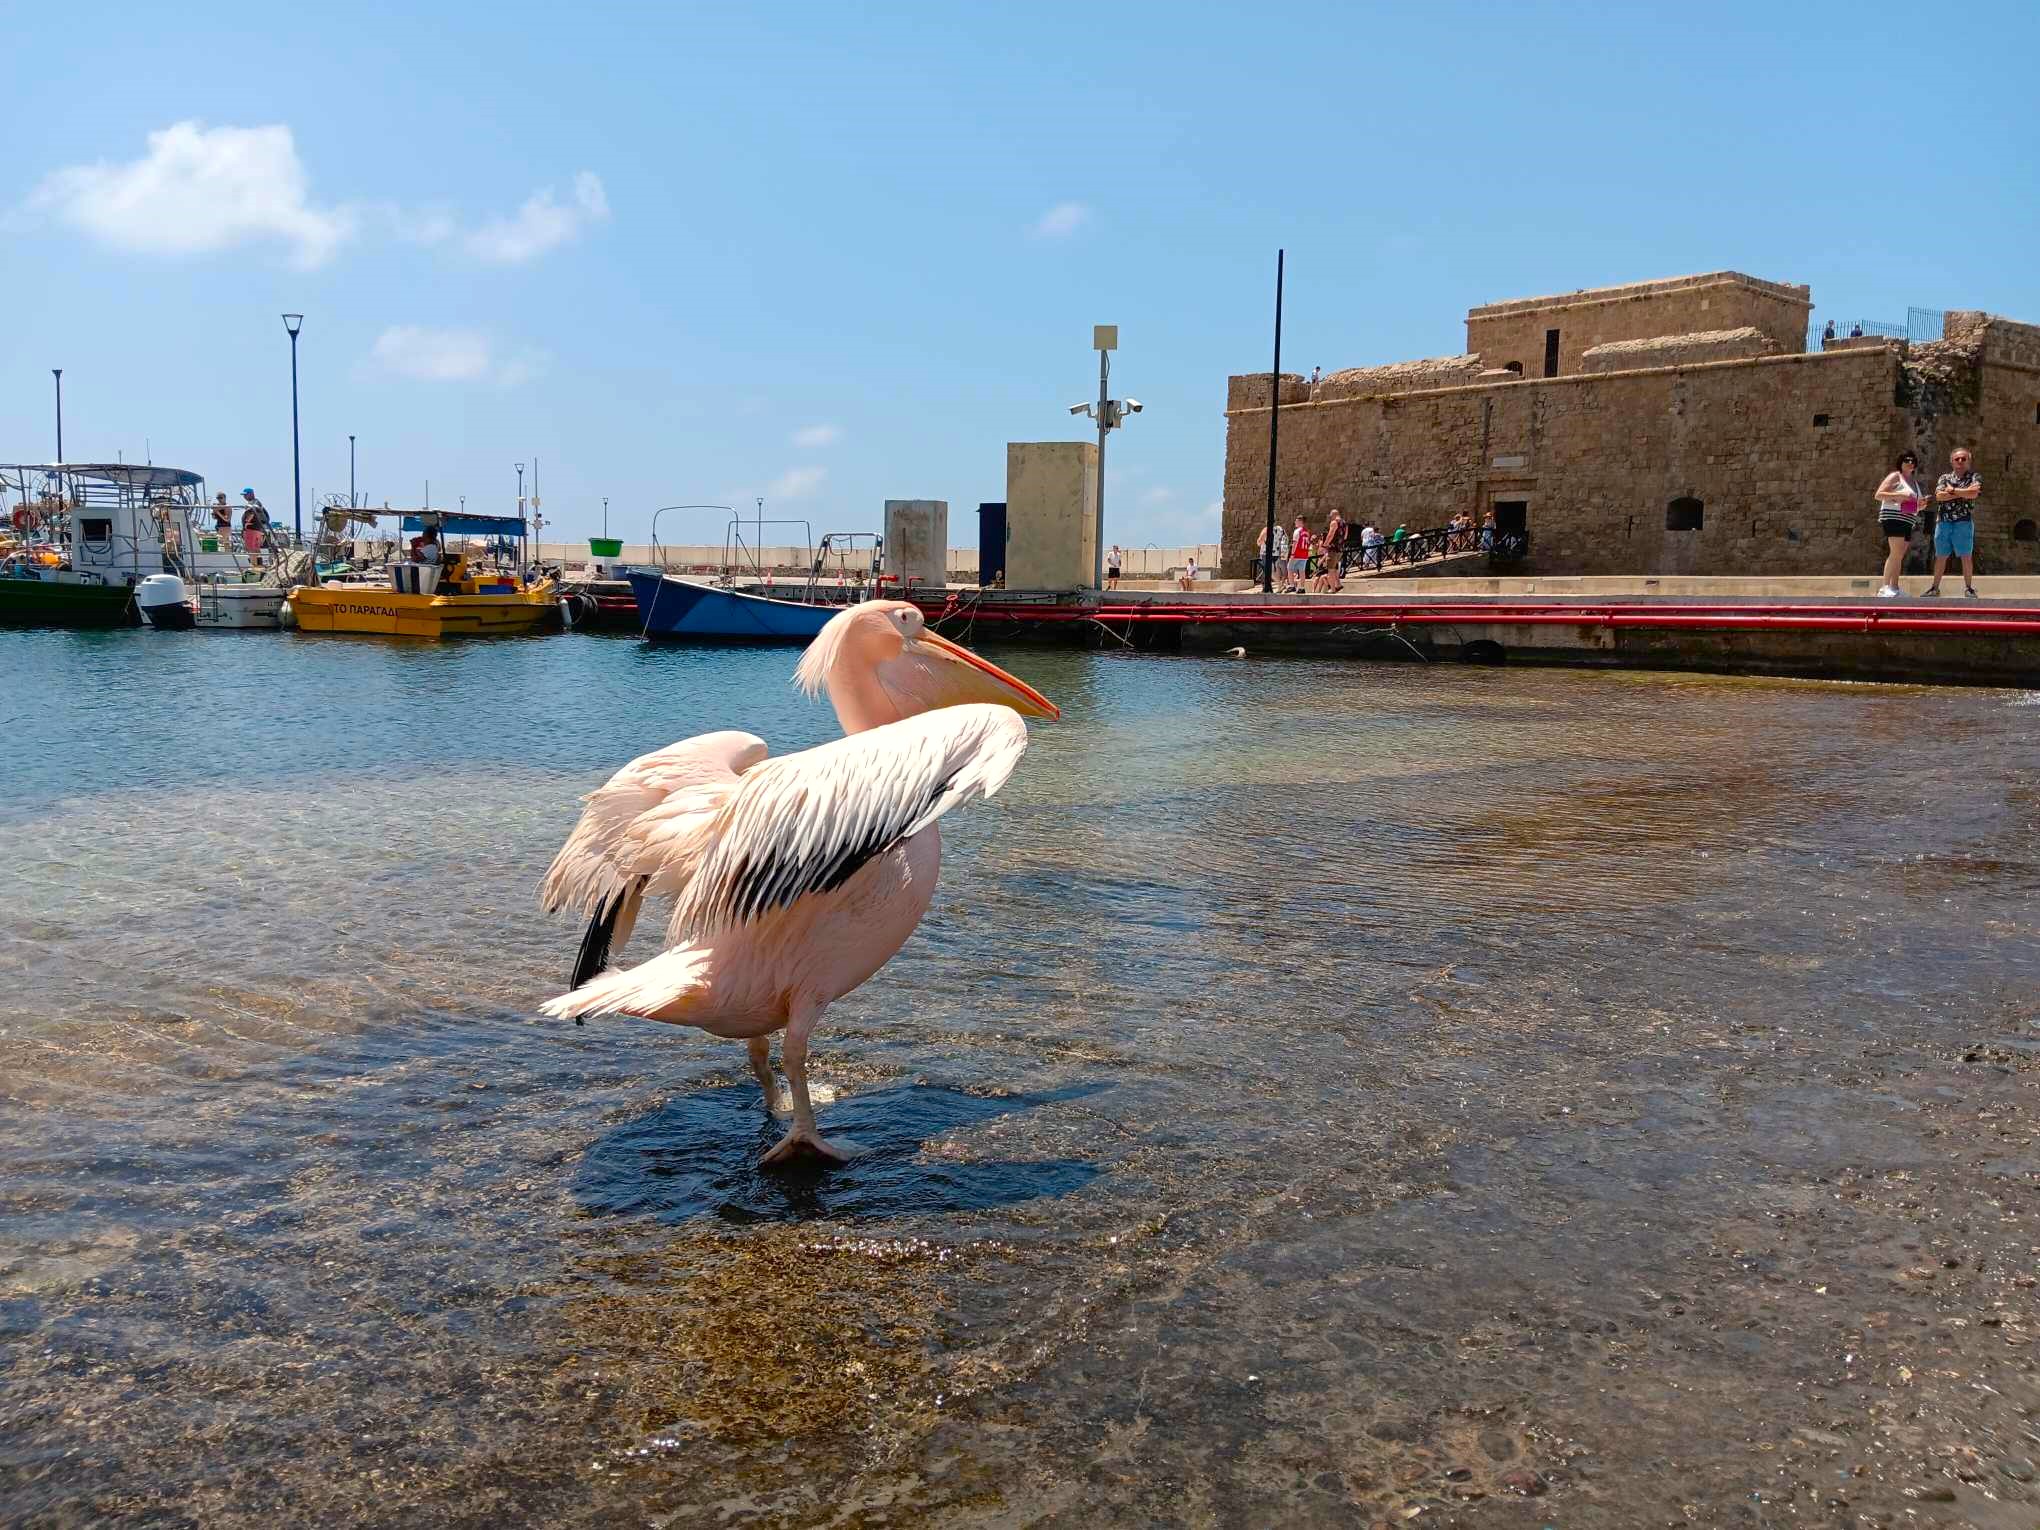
2,631,2036,1527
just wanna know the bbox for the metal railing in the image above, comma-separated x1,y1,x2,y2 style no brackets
1325,523,1528,574
1906,307,1945,343
1813,316,1907,348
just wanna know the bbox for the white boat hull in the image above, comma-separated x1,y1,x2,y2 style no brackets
195,581,288,630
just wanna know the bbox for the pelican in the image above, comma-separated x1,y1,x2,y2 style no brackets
538,601,1058,1165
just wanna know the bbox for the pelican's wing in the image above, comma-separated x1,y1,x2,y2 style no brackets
669,702,1029,941
539,730,770,918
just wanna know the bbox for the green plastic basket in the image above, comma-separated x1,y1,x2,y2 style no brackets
588,537,623,557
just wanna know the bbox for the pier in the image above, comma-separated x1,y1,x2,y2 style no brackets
907,577,2040,687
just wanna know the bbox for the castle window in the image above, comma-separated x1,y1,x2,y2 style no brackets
1812,413,1830,427
1543,329,1561,378
1503,361,1523,376
2015,519,2038,543
1665,497,1704,532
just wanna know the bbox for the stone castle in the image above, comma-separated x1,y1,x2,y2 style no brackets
1221,271,2040,578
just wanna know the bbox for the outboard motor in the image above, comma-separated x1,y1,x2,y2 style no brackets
136,573,196,630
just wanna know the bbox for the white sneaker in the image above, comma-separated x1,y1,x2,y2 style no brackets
1877,585,1900,597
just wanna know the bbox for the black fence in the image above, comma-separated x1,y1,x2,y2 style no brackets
1330,524,1531,574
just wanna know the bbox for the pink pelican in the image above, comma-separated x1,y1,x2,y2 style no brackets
538,601,1058,1165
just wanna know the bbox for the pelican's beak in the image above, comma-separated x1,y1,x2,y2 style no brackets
913,631,1060,719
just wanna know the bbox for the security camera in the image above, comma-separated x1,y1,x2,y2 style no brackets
1124,399,1143,413
1069,403,1090,415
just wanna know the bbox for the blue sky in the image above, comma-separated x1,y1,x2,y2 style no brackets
4,1,2035,550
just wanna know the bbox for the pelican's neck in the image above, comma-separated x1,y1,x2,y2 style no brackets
827,663,907,735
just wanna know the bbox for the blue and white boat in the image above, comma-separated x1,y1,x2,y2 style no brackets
627,571,840,641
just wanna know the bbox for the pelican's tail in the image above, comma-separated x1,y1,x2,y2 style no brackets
541,944,714,1023
570,880,645,989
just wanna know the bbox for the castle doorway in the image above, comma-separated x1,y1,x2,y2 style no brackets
1493,501,1528,535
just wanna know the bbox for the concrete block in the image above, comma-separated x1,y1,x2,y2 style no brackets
1006,441,1099,590
883,500,948,591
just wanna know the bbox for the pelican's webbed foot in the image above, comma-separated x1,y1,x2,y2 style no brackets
759,1128,862,1168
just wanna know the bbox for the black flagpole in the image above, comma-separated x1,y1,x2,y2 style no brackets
1263,249,1284,594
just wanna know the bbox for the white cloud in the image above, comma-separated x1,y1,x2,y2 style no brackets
790,423,843,449
368,326,543,388
25,120,354,268
465,171,610,263
1032,200,1090,239
1140,485,1176,507
767,466,827,500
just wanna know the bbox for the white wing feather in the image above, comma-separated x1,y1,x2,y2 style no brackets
668,702,1029,942
538,730,769,917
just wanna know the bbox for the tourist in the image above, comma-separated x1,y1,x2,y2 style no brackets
1823,319,1836,344
1849,322,1863,338
1254,523,1276,585
1360,522,1384,570
1106,543,1123,590
154,497,185,576
1872,450,1924,597
1322,508,1349,577
1178,553,1198,591
1286,518,1311,593
1925,446,1983,597
239,490,270,563
412,525,444,565
1479,510,1496,552
1309,365,1322,385
1310,535,1343,594
210,492,233,533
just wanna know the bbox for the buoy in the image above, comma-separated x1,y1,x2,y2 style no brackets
278,599,297,629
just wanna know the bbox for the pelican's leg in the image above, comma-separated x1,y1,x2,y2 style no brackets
748,1035,789,1117
759,1006,859,1167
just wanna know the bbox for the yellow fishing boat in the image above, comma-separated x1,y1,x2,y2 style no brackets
285,509,560,637
287,568,559,637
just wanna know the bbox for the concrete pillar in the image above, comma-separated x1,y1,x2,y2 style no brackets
1005,441,1099,590
883,500,949,591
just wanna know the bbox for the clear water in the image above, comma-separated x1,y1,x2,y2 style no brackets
3,629,2037,1526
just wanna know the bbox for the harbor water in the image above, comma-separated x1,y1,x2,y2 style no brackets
2,630,2037,1526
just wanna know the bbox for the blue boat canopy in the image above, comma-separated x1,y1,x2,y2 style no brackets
400,513,527,536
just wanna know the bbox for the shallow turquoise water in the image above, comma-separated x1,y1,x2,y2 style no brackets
2,628,2037,1525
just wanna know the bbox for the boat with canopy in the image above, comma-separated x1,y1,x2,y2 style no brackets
285,508,560,637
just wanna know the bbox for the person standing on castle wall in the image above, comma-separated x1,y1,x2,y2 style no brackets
1925,447,1983,597
1872,450,1924,597
1823,320,1836,345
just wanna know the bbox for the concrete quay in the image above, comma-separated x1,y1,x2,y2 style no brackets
908,577,2040,688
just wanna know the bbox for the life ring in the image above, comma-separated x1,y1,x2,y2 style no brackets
9,506,30,532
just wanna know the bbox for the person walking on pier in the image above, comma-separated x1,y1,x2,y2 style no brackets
1106,544,1123,590
1924,447,1982,597
1872,450,1924,597
1322,508,1349,579
1285,518,1312,593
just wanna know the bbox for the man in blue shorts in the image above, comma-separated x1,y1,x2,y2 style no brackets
1925,446,1982,597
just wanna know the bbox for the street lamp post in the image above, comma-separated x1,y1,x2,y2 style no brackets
282,314,304,542
1068,325,1140,590
52,370,63,461
349,434,356,508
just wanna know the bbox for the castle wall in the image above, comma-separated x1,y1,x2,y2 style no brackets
1466,272,1810,377
1222,341,2040,580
